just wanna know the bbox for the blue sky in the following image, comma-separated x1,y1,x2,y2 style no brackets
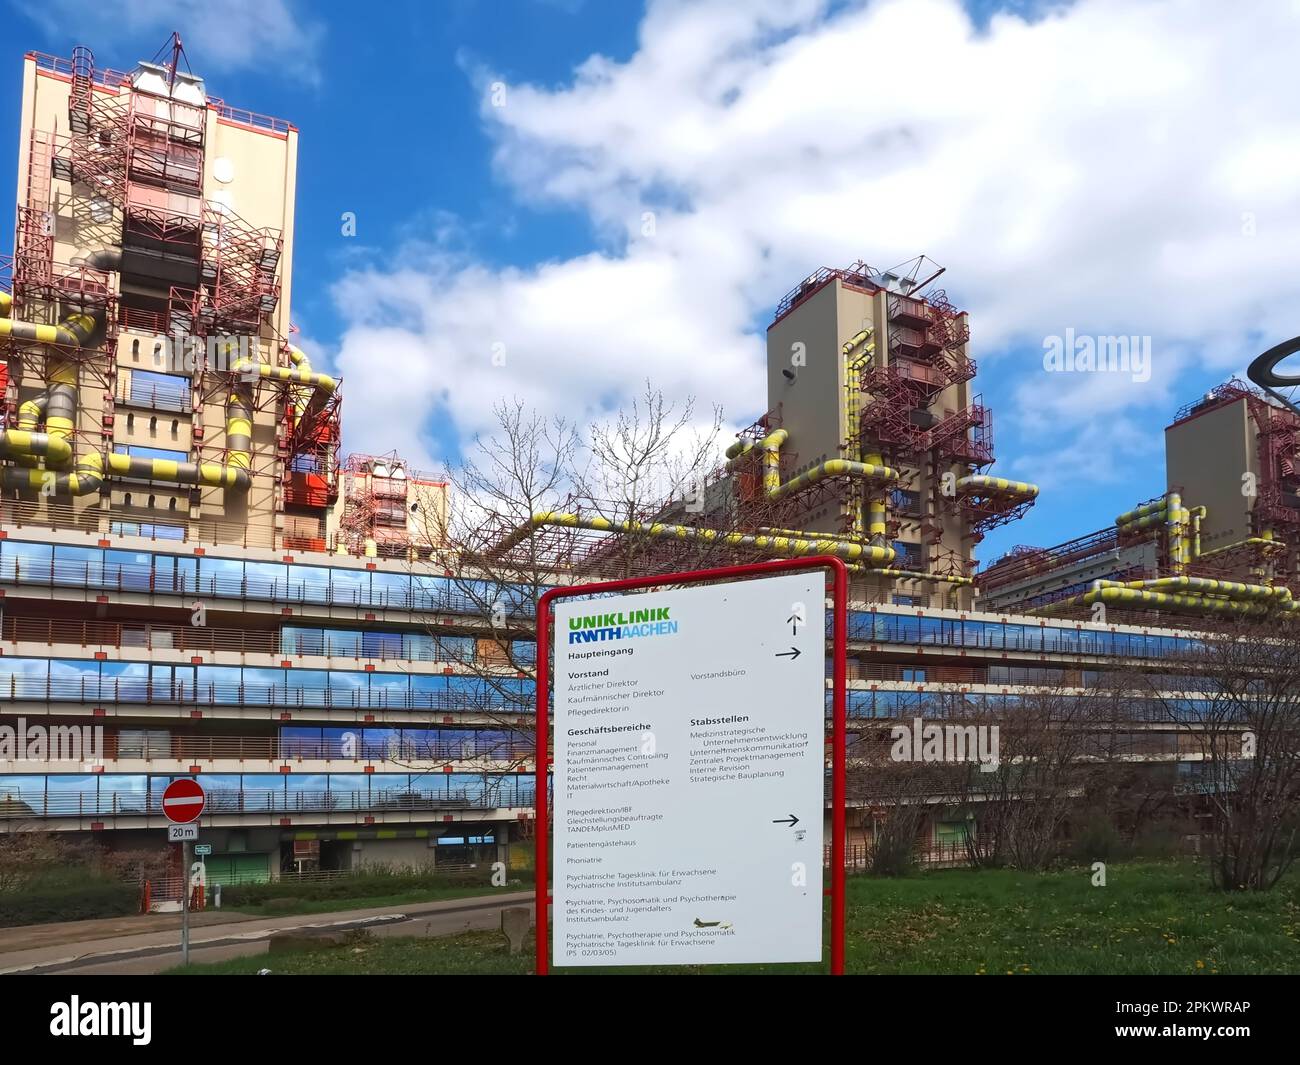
2,0,1298,567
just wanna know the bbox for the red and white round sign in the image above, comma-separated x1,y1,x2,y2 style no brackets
162,778,206,824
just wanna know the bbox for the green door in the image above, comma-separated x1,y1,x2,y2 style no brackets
204,853,271,885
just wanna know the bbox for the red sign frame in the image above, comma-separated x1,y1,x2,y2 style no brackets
533,555,849,975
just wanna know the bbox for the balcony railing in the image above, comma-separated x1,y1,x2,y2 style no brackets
208,99,292,135
0,676,533,712
119,381,192,413
0,556,536,618
93,734,536,764
0,784,535,820
0,616,533,668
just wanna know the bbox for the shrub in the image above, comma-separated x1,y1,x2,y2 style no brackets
1070,816,1129,864
219,864,520,908
0,876,138,927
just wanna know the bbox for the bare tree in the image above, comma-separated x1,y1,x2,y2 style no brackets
569,381,728,580
951,687,1117,870
845,740,944,876
392,401,582,791
1134,617,1300,891
1068,668,1191,861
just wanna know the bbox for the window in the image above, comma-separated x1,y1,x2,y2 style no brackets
371,572,410,610
0,540,53,582
0,657,49,699
243,562,288,600
117,730,171,758
889,488,922,515
288,566,332,605
281,625,325,657
891,540,923,569
361,630,403,659
53,545,104,587
114,444,188,463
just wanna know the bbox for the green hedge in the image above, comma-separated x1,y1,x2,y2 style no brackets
0,878,138,927
221,867,529,907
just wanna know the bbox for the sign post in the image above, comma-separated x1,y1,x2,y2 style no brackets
162,779,205,967
535,556,848,974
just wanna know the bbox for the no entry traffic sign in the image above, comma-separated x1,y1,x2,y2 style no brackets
162,779,206,824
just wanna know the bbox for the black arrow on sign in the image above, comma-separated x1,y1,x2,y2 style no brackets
772,814,800,827
774,646,802,660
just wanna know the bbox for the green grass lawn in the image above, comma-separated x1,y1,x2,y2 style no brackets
173,859,1300,975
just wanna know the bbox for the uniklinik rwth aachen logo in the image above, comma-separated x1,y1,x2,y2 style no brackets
567,605,678,644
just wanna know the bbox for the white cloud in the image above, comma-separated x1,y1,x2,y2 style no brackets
332,0,1300,486
11,0,325,83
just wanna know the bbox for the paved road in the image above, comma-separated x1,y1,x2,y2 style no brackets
0,891,536,975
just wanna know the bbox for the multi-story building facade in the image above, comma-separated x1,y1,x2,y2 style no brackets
0,529,537,876
981,377,1300,619
0,38,1246,882
0,40,535,879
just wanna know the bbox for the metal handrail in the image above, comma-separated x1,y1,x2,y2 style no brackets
0,784,536,819
0,676,534,712
0,555,538,618
92,734,536,763
0,615,535,667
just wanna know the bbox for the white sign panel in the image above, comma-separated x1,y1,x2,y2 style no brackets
553,572,825,966
167,824,198,843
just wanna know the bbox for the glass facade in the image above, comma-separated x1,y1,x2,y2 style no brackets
0,772,534,817
0,539,539,616
0,657,534,711
843,610,1203,660
835,688,1213,721
0,534,1213,825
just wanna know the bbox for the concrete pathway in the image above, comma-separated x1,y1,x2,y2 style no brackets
0,890,535,975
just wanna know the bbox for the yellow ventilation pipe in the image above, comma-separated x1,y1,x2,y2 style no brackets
771,457,899,502
955,474,1039,500
1113,576,1290,602
1028,578,1295,618
857,566,974,586
247,346,338,414
3,451,105,495
1166,491,1188,573
1197,535,1284,562
0,309,100,489
725,428,899,503
842,328,874,539
761,429,785,497
1115,499,1168,527
0,314,335,494
111,345,337,493
493,511,896,565
104,386,255,490
1189,505,1206,559
1116,492,1191,572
